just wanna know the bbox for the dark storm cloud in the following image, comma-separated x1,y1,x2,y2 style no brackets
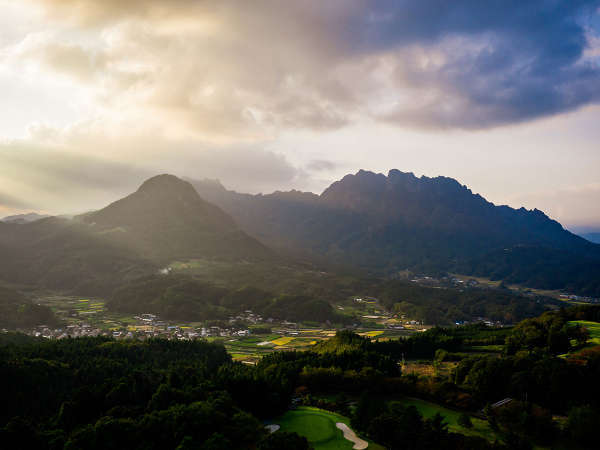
24,0,600,128
348,0,600,127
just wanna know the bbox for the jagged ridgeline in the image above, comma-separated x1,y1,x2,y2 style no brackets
1,170,599,298
191,169,600,296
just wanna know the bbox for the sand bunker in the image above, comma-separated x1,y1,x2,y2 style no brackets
265,424,280,433
336,423,368,449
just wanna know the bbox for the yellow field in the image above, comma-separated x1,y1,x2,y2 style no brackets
360,331,384,337
127,325,153,332
271,336,295,346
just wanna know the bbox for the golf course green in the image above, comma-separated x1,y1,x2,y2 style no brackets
272,406,383,450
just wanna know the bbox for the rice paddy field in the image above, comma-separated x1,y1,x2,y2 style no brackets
32,292,416,364
34,294,139,330
222,329,408,364
271,406,384,450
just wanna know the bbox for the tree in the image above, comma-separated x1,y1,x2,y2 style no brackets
458,412,473,429
258,431,312,450
568,405,600,447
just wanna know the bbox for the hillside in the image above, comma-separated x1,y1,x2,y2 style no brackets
0,217,152,295
0,175,273,295
80,174,271,263
191,170,600,296
0,286,59,329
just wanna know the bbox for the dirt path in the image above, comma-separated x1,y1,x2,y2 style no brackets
336,422,368,449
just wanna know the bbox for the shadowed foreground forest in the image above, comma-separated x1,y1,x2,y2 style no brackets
1,305,599,449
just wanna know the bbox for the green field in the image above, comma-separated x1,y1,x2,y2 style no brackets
272,406,383,450
399,397,499,442
569,320,600,346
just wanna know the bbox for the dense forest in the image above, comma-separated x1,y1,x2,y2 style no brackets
0,286,60,329
375,280,555,324
192,171,600,297
2,305,599,449
109,274,349,324
107,271,557,326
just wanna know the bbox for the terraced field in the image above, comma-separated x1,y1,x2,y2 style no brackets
222,330,410,363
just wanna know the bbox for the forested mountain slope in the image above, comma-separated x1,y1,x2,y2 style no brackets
0,175,272,295
192,170,600,295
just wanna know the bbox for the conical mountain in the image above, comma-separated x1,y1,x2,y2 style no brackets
80,174,271,262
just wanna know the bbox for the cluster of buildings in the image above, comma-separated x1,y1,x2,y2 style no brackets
559,294,600,304
18,312,256,341
229,310,264,324
28,323,104,339
454,318,504,327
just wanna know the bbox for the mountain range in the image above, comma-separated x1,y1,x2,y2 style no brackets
191,169,600,296
0,170,598,297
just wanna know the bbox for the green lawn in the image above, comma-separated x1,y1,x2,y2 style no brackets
273,406,384,450
569,320,600,345
399,397,499,442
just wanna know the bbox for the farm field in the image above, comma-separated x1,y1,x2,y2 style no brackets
272,406,384,450
398,397,499,443
32,292,419,363
223,330,408,364
35,294,138,330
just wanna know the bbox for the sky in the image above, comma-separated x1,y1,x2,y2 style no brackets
0,0,599,230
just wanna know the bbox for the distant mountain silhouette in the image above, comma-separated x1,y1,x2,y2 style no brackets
581,232,600,244
191,169,600,296
1,212,50,224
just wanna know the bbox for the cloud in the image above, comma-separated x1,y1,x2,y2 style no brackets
306,159,337,172
13,34,106,82
0,124,304,214
510,182,600,228
16,0,599,132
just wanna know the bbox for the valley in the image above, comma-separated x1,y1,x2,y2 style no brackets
1,173,599,450
23,290,427,365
